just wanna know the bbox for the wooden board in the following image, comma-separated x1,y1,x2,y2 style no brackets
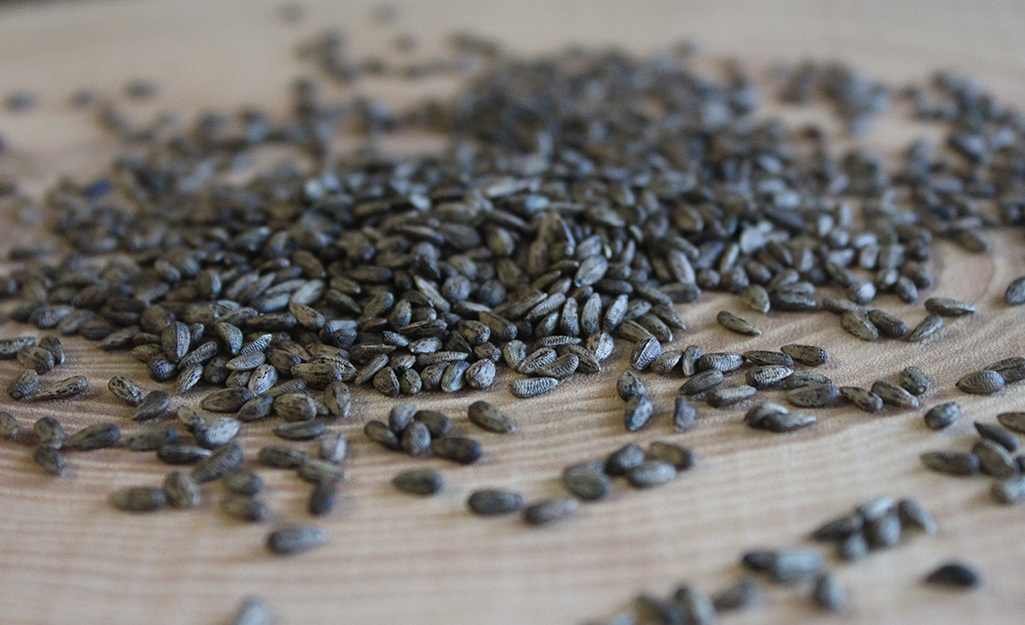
1,1,1025,624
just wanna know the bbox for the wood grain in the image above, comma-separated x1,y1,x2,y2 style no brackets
1,1,1025,624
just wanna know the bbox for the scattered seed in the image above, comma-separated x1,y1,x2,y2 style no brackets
712,578,760,612
34,416,67,447
562,462,612,501
109,486,166,513
924,562,980,589
921,450,979,476
812,573,846,611
973,440,1019,478
163,471,201,508
468,489,527,516
956,370,1005,395
672,397,696,431
266,525,325,555
274,419,326,441
767,550,824,583
523,497,578,526
229,597,273,625
924,402,962,430
33,445,68,476
787,382,839,408
617,371,647,400
908,314,943,342
626,460,676,488
997,412,1025,434
899,366,930,395
400,420,431,456
974,421,1019,452
467,400,516,434
430,437,482,464
624,394,654,431
8,368,39,400
65,422,120,451
679,369,724,396
924,297,975,316
717,310,760,336
510,376,558,398
392,468,443,496
840,311,879,341
871,380,920,409
897,499,937,534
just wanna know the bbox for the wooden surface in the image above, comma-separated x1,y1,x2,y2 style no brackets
1,1,1025,624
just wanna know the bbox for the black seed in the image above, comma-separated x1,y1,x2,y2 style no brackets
626,460,676,488
163,471,201,508
192,443,244,482
924,562,980,589
34,416,67,447
712,578,760,612
392,468,443,495
673,397,697,431
257,445,309,468
266,525,326,555
605,443,645,476
744,350,794,367
33,445,68,476
924,402,962,430
430,437,482,464
780,344,827,366
110,486,166,513
997,412,1025,434
812,573,846,611
523,497,578,526
624,394,654,431
157,444,211,465
974,421,1019,452
562,462,612,500
716,310,761,336
413,410,452,437
921,450,979,476
679,369,724,396
871,380,919,409
787,382,839,408
867,309,908,338
468,489,527,516
400,420,431,456
899,366,930,395
617,371,647,400
767,549,824,583
897,499,938,534
988,357,1025,383
811,513,863,542
839,386,884,413
956,370,1005,395
467,400,516,434
908,314,943,342
840,311,878,341
745,366,793,389
65,422,120,451
274,419,326,441
924,297,975,317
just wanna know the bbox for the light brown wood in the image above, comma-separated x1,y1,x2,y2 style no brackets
1,1,1025,624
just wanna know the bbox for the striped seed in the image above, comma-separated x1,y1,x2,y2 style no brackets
740,284,770,313
237,395,275,422
651,349,683,376
787,382,839,408
122,424,178,451
109,486,166,513
839,386,883,413
974,422,1019,452
924,297,975,317
65,423,120,451
908,314,943,342
257,445,309,468
18,346,55,374
132,390,171,421
535,354,578,379
322,381,352,419
780,344,827,367
195,417,240,449
266,524,326,555
871,380,919,409
220,495,270,522
1006,277,1025,305
920,450,979,476
465,359,496,389
39,336,64,365
0,336,36,358
392,468,443,496
630,336,662,370
867,309,908,338
924,402,962,430
681,345,703,376
956,370,1005,395
273,393,318,422
899,366,930,395
744,402,789,428
707,384,756,408
717,310,760,336
523,497,578,526
762,412,816,433
8,368,38,400
273,419,326,441
161,322,191,363
744,350,794,367
163,471,201,508
430,437,482,464
562,462,612,501
997,412,1025,434
973,440,1018,478
679,369,724,396
745,366,793,389
840,311,878,341
201,387,253,412
987,356,1025,383
193,443,244,482
510,377,558,398
467,489,527,516
296,459,347,484
924,563,980,589
175,363,204,394
157,444,211,465
673,397,696,431
467,400,516,434
696,352,744,373
624,394,654,431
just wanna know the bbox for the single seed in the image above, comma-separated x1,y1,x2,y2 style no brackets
308,479,338,516
871,380,919,409
201,387,254,412
400,420,431,456
192,443,244,482
414,410,452,437
767,550,824,583
605,443,645,476
780,344,827,366
630,336,662,370
787,382,839,408
997,412,1025,434
897,499,938,534
974,422,1019,452
220,495,270,522
157,444,212,465
921,450,979,476
510,376,558,398
992,475,1025,504
899,366,930,395
65,422,120,451
392,468,443,496
624,394,654,431
743,350,794,367
707,384,757,408
762,412,817,432
839,386,884,413
988,357,1025,383
712,578,760,612
274,419,326,441
924,297,975,317
840,311,879,341
651,349,683,376
562,462,612,501
673,397,696,431
867,309,908,338
430,437,482,464
257,445,309,468
468,489,527,516
740,284,770,313
811,513,863,542
648,442,695,470
626,460,676,488
695,352,744,373
745,366,793,389
109,486,166,513
296,459,347,484
617,371,647,400
924,562,980,589
265,524,326,555
812,573,846,611
33,374,86,401
34,416,67,447
716,310,760,336
163,471,201,508
924,402,962,430
973,440,1019,478
467,400,516,434
8,368,39,400
956,370,1005,395
679,369,724,396
122,424,178,452
681,345,703,376
195,417,241,449
908,314,943,342
0,411,20,440
744,402,788,428
229,597,273,625
523,497,578,526
319,431,347,464
33,445,67,476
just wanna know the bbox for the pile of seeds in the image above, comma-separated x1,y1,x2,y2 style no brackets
2,13,1025,623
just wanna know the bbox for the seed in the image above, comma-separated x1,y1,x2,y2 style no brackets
318,431,347,464
836,386,882,413
400,420,431,456
630,336,662,370
192,442,244,482
716,310,760,336
33,445,68,476
222,468,263,496
562,462,612,501
679,369,724,396
865,512,901,549
34,416,67,447
973,440,1018,478
157,444,212,465
18,346,55,374
648,442,696,470
767,550,824,583
777,344,826,367
810,514,863,542
987,356,1025,383
740,284,770,313
871,380,919,409
712,578,760,612
787,382,839,408
392,468,443,496
812,573,846,611
323,381,352,419
840,311,878,341
132,390,171,422
1006,277,1025,305
605,443,646,477
518,347,557,375
464,359,496,389
707,384,757,408
122,424,178,452
617,371,647,400
65,422,120,451
650,350,683,376
523,497,578,526
924,297,975,317
744,402,788,428
201,387,253,412
467,489,527,516
922,402,962,430
997,412,1025,434
624,394,654,431
273,419,326,441
992,475,1025,504
220,495,270,522
536,353,579,379
0,337,36,358
681,345,703,376
673,397,697,431
762,412,817,432
258,445,309,468
974,421,1019,452
237,395,275,422
39,336,64,365
195,417,241,449
673,586,717,625
468,400,516,434
867,309,908,338
109,486,166,513
898,499,938,534
921,450,979,476
626,460,676,488
636,595,687,625
956,370,1005,395
837,532,869,561
430,437,482,464
855,496,895,521
510,376,558,398
161,321,191,363
743,350,794,367
695,352,744,373
229,597,273,625
266,524,326,555
899,366,930,395
414,410,452,437
296,459,347,484
908,314,943,342
924,563,980,589
8,368,39,400
273,393,318,422
163,471,201,508
745,366,793,389
308,480,338,516
0,411,20,440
